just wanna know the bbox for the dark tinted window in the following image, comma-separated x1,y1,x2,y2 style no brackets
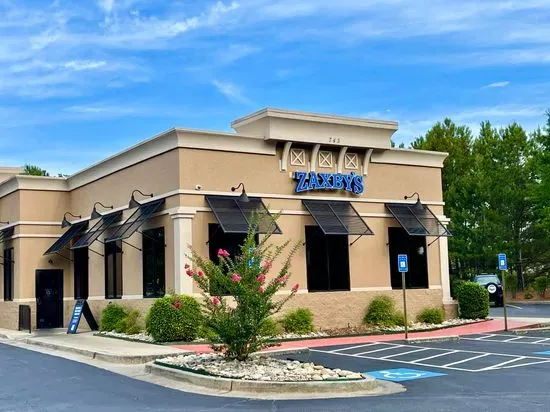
474,275,500,285
388,227,428,289
3,248,14,301
143,227,165,298
105,241,122,299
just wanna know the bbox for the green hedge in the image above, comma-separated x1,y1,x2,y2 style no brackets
364,296,402,327
259,317,282,337
100,303,128,332
534,276,548,297
281,308,314,334
456,282,489,319
417,308,444,324
145,294,202,342
115,309,143,335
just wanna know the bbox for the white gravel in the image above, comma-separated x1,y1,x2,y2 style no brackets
158,353,364,381
372,318,484,332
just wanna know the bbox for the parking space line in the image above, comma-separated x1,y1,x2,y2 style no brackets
531,338,550,344
501,360,550,369
463,335,550,346
380,348,431,359
482,356,527,370
410,350,458,363
476,334,497,340
442,353,490,367
329,343,379,353
356,344,407,355
502,337,524,342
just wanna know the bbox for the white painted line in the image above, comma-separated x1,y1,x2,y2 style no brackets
443,353,491,367
410,350,458,363
476,334,497,340
481,356,527,370
356,344,406,355
379,348,431,359
506,304,522,309
531,338,550,344
462,337,550,346
502,337,525,342
329,342,379,353
501,360,550,369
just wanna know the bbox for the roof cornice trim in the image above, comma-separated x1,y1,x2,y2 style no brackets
371,148,448,168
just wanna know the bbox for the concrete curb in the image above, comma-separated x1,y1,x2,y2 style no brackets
23,338,186,364
147,362,383,399
405,335,459,344
512,326,550,335
256,347,310,357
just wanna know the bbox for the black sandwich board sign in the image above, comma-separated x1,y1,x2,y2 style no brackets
67,299,98,334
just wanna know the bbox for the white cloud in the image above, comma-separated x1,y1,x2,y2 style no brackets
64,60,107,71
98,0,115,13
217,44,260,64
211,80,251,104
482,81,510,89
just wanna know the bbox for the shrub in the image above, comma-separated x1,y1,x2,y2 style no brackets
281,309,314,334
534,276,548,298
100,303,128,332
524,290,534,300
504,273,517,298
451,278,466,298
456,282,489,319
145,294,202,342
364,296,397,327
197,323,219,341
392,311,406,327
189,214,301,361
417,308,444,324
259,317,282,337
115,310,143,335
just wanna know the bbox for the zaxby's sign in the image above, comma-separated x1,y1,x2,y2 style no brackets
293,171,364,195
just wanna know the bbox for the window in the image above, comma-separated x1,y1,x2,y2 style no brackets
105,241,123,299
305,226,350,292
290,148,306,166
73,246,89,299
388,227,428,289
318,151,333,168
344,153,358,169
208,224,257,295
3,248,14,301
142,227,165,298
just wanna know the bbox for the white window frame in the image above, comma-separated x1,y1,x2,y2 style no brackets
344,153,359,170
290,148,306,166
318,151,333,168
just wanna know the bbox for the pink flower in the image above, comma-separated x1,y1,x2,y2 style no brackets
186,269,194,277
197,270,204,277
292,284,299,293
277,276,287,284
212,296,220,306
217,249,230,258
257,274,265,283
262,261,272,269
173,301,181,309
259,286,265,293
231,273,242,283
184,263,190,269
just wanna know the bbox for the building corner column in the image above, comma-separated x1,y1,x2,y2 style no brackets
170,209,195,295
439,236,453,304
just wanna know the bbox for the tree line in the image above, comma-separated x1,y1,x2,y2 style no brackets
412,112,550,289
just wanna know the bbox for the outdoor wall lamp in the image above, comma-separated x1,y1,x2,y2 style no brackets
91,202,114,219
61,212,81,228
129,189,154,208
404,192,423,210
231,182,249,202
0,220,8,225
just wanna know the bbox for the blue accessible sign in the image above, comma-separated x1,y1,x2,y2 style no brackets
398,254,408,273
498,253,508,271
67,300,84,334
366,368,446,382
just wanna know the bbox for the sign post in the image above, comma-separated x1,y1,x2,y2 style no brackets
398,254,409,339
498,253,508,332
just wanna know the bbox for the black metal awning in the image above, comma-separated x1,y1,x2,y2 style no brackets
71,211,123,249
386,201,451,237
104,199,165,243
0,227,14,244
44,221,89,255
205,195,282,234
302,200,374,236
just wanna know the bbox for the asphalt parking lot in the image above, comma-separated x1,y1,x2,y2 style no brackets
287,330,550,411
490,302,550,319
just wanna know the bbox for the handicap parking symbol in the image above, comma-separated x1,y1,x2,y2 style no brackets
366,368,446,382
533,351,550,356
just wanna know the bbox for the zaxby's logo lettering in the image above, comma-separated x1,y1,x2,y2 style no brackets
293,171,364,195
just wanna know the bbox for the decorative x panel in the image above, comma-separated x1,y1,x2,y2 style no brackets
319,151,333,168
290,149,305,166
345,153,358,169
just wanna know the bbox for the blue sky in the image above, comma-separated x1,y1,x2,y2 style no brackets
2,0,550,175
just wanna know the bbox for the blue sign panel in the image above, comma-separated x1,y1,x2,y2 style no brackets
498,253,508,271
534,351,550,356
67,299,85,334
398,254,408,273
294,171,364,195
366,368,446,382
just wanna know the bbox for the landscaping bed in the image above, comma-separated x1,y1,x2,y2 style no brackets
155,353,363,381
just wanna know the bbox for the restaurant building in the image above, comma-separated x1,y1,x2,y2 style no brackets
0,108,455,331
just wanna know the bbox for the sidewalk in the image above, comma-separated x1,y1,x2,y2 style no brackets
171,318,539,353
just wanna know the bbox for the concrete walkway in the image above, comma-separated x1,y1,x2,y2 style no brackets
172,318,539,353
0,330,188,363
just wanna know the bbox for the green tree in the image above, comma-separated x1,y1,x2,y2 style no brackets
22,165,49,176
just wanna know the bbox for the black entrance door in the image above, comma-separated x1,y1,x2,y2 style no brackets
36,270,63,329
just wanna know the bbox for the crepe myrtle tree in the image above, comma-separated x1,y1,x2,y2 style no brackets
188,215,300,361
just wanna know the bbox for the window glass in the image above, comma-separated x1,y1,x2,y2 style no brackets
142,227,165,298
388,227,428,289
73,245,89,299
105,241,122,299
3,248,14,301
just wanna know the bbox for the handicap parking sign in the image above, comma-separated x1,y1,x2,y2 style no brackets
498,253,507,271
398,254,408,273
366,368,446,382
